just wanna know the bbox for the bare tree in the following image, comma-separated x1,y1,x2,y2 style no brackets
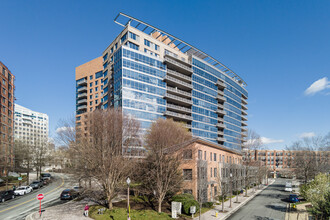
242,129,262,196
197,159,208,219
138,118,192,213
14,140,34,185
287,135,329,183
71,108,140,209
217,162,230,212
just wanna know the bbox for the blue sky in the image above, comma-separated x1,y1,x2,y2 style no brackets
1,0,329,149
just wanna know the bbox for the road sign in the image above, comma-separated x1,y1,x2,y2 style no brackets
18,177,22,181
37,194,44,200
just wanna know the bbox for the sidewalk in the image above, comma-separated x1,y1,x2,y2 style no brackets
25,198,94,220
285,202,312,220
195,179,275,220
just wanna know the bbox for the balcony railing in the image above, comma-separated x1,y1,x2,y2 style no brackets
165,75,193,89
77,99,87,104
77,78,87,86
242,98,248,105
167,103,191,114
242,109,247,115
218,130,224,135
77,105,87,110
217,123,226,129
216,80,226,89
242,121,248,126
217,137,226,142
77,93,87,98
241,132,248,137
242,115,248,121
218,117,224,122
242,127,248,132
217,95,226,102
164,110,193,121
165,93,193,105
164,57,193,73
218,90,224,96
77,86,87,92
167,69,192,82
242,105,248,110
216,109,226,115
167,86,191,98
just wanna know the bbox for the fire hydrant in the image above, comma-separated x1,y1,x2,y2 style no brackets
215,211,218,217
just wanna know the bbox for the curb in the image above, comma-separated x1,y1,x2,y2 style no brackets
221,180,275,220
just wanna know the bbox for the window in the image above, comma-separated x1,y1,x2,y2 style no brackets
2,67,5,76
95,81,98,85
90,82,93,87
95,87,98,92
95,100,98,104
114,43,118,50
210,168,212,177
129,32,140,41
198,150,202,160
210,152,212,161
90,95,93,99
183,169,192,180
155,44,159,51
183,149,192,159
214,153,216,161
214,168,217,177
90,75,93,80
103,53,108,61
90,107,93,111
95,93,99,98
183,189,193,194
125,41,139,50
90,101,92,105
204,151,206,160
90,89,93,93
219,154,221,162
144,39,151,47
120,32,127,43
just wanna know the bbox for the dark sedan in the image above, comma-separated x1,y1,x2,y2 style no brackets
60,189,79,200
0,190,15,203
30,180,43,189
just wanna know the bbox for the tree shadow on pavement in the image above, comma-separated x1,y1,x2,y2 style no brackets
265,204,287,212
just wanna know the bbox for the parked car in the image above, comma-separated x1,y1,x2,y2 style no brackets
60,189,79,200
42,179,51,185
0,190,15,203
14,186,33,196
289,194,299,203
40,173,51,181
30,180,43,189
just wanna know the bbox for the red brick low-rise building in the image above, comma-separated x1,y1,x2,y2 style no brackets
176,138,243,202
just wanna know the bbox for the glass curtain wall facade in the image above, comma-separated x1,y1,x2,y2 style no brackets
101,13,248,153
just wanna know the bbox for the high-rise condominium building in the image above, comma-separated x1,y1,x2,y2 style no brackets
102,13,248,151
75,57,103,136
14,104,49,145
76,13,248,153
0,61,15,175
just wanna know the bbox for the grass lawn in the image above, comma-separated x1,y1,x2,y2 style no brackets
89,206,172,220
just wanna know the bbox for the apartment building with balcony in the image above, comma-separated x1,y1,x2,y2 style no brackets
14,104,49,145
75,57,103,137
0,61,15,176
100,13,248,153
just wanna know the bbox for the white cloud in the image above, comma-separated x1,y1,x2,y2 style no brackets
299,132,316,138
56,126,74,133
260,137,284,145
304,77,330,96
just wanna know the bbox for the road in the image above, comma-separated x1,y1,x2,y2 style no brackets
230,178,290,220
0,173,74,220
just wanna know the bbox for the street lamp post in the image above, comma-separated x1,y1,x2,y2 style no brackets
229,173,232,208
126,177,131,220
